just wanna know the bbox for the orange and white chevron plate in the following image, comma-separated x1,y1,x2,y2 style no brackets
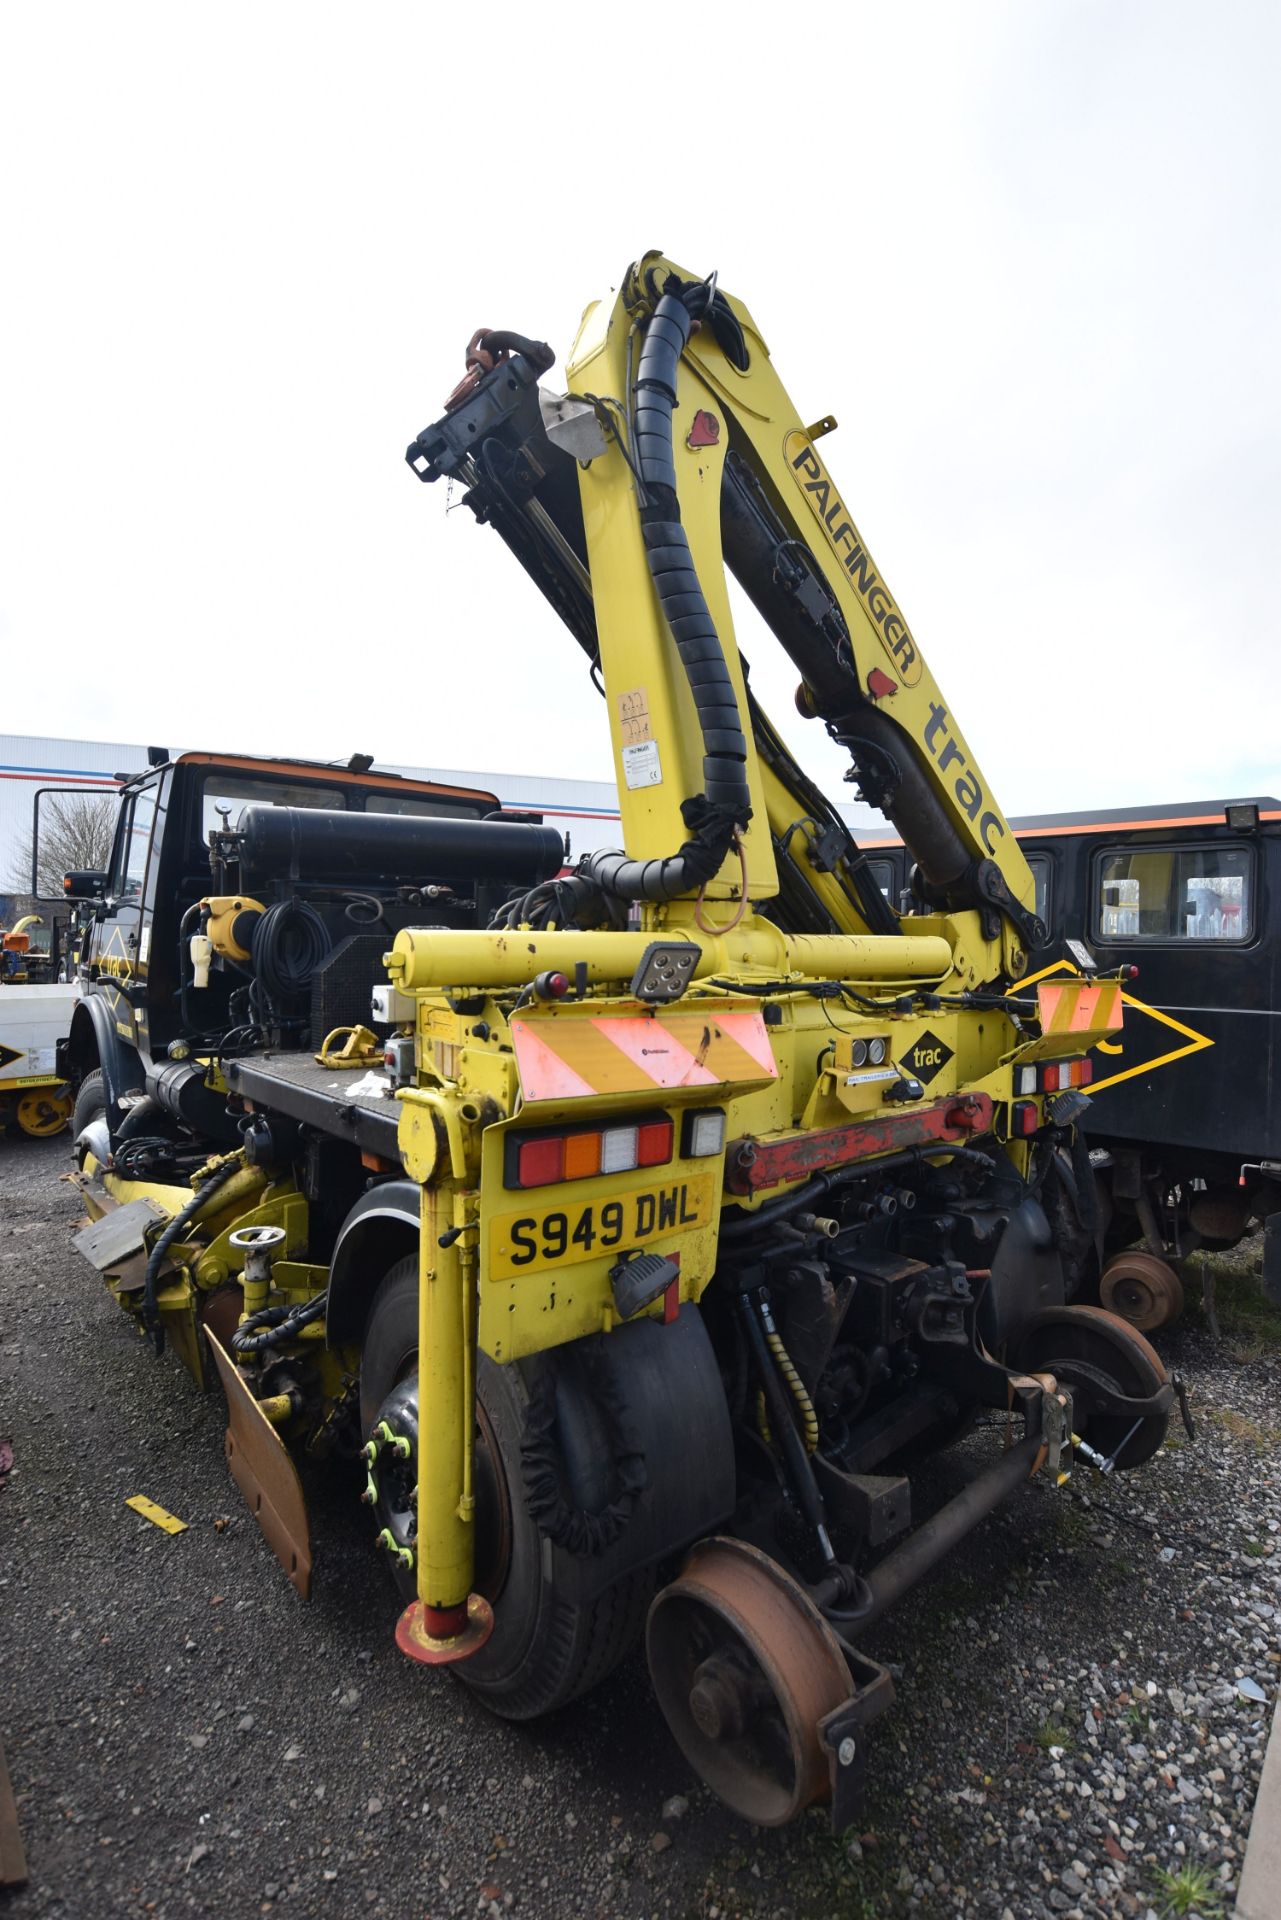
509,1008,778,1102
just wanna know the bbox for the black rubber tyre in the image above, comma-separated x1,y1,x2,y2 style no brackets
72,1069,107,1145
360,1255,653,1721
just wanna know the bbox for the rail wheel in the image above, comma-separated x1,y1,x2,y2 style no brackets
1100,1250,1184,1331
647,1537,853,1826
16,1085,72,1137
359,1255,652,1719
1014,1304,1169,1471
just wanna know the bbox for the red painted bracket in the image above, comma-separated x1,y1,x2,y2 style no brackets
724,1092,994,1196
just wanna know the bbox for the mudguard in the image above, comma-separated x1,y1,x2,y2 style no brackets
534,1307,736,1604
68,992,144,1122
325,1181,421,1348
978,1196,1066,1348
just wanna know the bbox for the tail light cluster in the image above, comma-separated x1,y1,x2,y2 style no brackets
503,1108,726,1191
1016,1057,1094,1097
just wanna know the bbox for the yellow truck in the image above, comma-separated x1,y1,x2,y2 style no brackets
64,256,1174,1827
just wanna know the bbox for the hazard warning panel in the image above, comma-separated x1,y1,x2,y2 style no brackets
509,1008,778,1103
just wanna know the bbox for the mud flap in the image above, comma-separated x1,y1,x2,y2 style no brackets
205,1329,313,1599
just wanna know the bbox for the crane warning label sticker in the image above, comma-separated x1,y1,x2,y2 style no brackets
618,686,652,744
622,740,663,790
783,431,923,687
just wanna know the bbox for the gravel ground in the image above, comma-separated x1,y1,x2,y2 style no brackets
1,1133,1277,1920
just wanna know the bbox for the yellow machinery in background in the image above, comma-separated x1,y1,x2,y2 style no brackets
67,258,1176,1827
0,948,75,1135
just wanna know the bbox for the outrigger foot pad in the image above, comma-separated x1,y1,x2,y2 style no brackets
396,1594,495,1666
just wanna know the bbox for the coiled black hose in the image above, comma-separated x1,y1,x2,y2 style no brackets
142,1157,243,1356
250,900,330,1004
579,275,751,906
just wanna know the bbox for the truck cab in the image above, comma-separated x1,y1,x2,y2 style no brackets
63,750,564,1143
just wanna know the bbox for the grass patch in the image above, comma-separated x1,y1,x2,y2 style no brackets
1199,1404,1281,1450
737,1821,912,1920
1033,1717,1074,1752
1183,1251,1281,1358
1150,1859,1225,1917
1053,1501,1092,1548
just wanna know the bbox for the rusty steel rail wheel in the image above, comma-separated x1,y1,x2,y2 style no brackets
1014,1305,1171,1471
646,1537,853,1826
1100,1249,1185,1331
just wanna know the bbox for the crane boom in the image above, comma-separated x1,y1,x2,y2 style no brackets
407,253,1045,986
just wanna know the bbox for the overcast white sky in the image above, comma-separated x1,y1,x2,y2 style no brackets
1,2,1277,816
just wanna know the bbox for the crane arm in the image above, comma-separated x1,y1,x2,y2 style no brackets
407,257,1044,981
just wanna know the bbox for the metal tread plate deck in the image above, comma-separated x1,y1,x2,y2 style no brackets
226,1052,401,1163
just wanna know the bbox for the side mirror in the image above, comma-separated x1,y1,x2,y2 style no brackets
63,869,109,902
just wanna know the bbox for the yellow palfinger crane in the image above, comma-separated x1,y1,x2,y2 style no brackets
381,255,1172,1820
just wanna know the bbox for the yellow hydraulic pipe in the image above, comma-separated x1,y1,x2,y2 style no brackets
386,922,953,994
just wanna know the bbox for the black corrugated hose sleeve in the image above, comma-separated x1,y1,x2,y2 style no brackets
579,280,751,906
520,1337,649,1556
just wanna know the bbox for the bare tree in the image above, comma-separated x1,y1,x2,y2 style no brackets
7,791,119,901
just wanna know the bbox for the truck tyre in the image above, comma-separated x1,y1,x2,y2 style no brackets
72,1070,107,1141
360,1254,653,1721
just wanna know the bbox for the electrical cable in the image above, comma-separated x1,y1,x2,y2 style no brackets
694,829,750,936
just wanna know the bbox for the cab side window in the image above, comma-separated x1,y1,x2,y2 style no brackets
109,786,159,901
1095,844,1253,942
1026,854,1051,935
865,858,896,902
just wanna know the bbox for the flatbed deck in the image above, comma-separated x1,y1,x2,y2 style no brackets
225,1051,401,1163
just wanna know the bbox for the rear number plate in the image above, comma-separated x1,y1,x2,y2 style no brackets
489,1173,714,1281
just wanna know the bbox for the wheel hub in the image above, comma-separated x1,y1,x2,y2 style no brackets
647,1537,853,1825
365,1374,512,1604
16,1086,72,1137
1100,1250,1184,1331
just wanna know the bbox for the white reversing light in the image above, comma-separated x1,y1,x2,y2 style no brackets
684,1110,727,1158
601,1125,639,1174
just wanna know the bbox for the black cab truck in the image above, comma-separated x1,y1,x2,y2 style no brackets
49,748,563,1289
862,797,1281,1320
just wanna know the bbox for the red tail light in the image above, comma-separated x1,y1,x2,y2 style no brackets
506,1115,675,1190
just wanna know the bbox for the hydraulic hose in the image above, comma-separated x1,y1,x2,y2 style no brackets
763,1325,820,1453
250,899,330,1004
142,1155,244,1356
580,276,751,905
232,1290,327,1354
